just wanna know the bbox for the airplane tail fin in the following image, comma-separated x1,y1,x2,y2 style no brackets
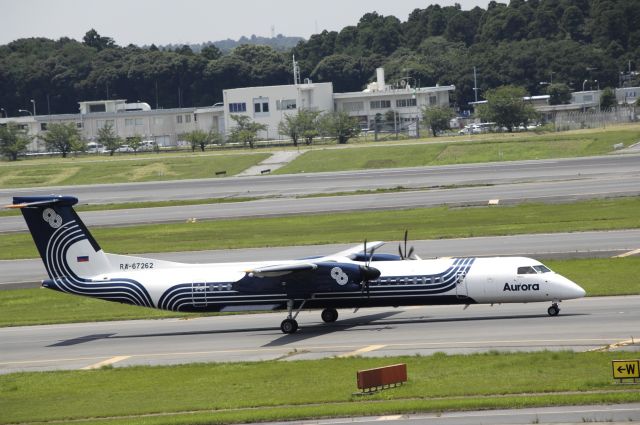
10,195,113,280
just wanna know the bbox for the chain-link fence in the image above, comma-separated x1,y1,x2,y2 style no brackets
553,107,638,131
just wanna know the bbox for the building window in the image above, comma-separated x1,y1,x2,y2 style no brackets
429,95,437,106
185,114,191,123
125,119,134,126
135,118,143,126
342,101,364,112
396,98,417,108
40,123,48,131
154,117,164,125
97,119,114,129
229,103,247,113
176,115,183,124
253,98,270,115
76,122,83,128
276,99,296,110
370,100,391,109
89,104,106,113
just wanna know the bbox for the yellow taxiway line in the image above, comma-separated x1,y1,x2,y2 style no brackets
338,344,386,358
82,355,131,370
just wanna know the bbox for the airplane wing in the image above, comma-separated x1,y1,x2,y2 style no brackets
328,241,385,259
247,262,318,277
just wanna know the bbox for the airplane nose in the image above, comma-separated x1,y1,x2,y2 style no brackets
557,275,586,299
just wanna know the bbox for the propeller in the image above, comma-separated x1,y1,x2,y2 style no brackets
398,230,416,260
360,240,381,298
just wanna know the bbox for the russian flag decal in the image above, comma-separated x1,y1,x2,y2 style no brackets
77,256,89,262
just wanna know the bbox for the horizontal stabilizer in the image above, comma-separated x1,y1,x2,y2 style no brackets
8,195,78,209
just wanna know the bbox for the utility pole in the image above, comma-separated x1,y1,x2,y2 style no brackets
473,67,479,103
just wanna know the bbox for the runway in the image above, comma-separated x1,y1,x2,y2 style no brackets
2,154,639,206
2,176,639,232
1,295,638,374
2,230,639,288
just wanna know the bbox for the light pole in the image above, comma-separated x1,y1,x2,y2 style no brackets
0,107,6,118
30,99,36,116
18,109,33,116
582,79,588,92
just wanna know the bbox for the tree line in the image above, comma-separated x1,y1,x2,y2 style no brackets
0,0,638,118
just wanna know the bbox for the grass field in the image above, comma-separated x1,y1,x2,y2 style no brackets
1,126,638,189
0,256,637,328
0,152,269,188
2,197,639,260
276,126,640,174
1,351,638,425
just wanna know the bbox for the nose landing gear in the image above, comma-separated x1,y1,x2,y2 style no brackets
547,302,560,316
280,299,307,334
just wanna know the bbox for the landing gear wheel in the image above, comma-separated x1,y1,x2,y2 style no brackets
547,303,560,316
321,308,339,323
281,318,298,334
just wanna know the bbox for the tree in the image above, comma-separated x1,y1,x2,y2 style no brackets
201,45,222,61
476,85,538,132
229,115,267,149
298,109,322,145
41,122,81,158
83,29,115,51
97,123,122,156
319,111,360,144
278,113,301,147
0,122,31,161
183,129,211,152
128,135,142,154
547,83,571,105
599,87,617,110
422,105,455,136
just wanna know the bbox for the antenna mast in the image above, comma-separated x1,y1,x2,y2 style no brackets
293,55,301,85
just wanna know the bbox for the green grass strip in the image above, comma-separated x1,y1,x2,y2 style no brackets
0,152,269,188
0,257,637,327
2,197,640,260
276,126,640,174
1,351,638,424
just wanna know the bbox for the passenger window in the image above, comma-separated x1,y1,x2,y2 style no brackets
517,266,536,274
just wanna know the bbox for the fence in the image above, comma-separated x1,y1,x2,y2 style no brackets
554,107,638,131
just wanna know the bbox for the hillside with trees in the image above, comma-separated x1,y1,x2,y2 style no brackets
0,0,638,117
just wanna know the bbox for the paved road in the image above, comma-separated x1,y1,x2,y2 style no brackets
2,230,638,288
2,154,639,206
3,176,639,232
256,404,640,425
1,296,638,374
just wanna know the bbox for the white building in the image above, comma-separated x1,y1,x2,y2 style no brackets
0,99,225,151
222,82,334,139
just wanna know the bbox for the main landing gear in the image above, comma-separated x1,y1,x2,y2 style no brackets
321,308,339,323
547,302,560,316
280,299,307,334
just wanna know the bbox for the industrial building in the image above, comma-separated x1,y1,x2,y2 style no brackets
0,67,457,152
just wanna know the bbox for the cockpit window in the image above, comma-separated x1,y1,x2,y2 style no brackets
533,265,551,273
517,266,537,274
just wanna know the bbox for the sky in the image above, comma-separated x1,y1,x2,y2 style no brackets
1,0,490,46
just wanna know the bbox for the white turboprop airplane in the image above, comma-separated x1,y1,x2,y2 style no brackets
10,195,586,334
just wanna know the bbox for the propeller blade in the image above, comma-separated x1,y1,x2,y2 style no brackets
404,229,408,258
407,246,415,260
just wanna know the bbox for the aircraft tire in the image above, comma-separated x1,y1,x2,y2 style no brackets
281,318,298,334
547,304,560,316
321,308,339,323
